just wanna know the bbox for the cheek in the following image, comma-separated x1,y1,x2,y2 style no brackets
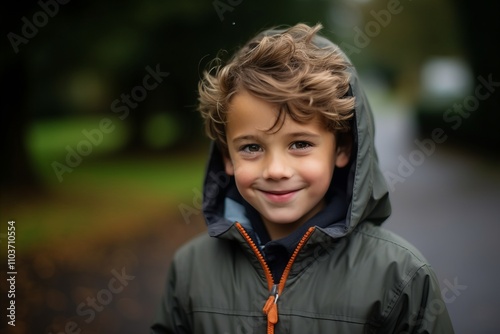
298,158,334,187
233,164,258,188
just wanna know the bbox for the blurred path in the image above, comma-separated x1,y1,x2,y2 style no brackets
373,99,500,334
1,213,206,334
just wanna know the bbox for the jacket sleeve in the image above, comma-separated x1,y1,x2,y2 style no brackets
381,265,455,334
150,260,192,334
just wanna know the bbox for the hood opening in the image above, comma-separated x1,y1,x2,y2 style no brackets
200,30,391,242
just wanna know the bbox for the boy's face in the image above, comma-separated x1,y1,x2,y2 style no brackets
224,90,350,240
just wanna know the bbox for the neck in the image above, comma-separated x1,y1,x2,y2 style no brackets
262,199,325,240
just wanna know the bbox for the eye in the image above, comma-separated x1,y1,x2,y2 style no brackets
290,141,312,150
241,144,262,153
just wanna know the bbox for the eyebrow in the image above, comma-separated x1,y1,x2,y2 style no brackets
286,131,321,139
231,135,259,145
231,132,321,145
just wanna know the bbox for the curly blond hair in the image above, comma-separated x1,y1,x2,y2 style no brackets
198,23,355,154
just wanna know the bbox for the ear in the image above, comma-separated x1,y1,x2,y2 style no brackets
224,155,235,175
334,141,352,168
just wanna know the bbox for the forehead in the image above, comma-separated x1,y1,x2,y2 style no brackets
226,90,325,138
227,90,278,131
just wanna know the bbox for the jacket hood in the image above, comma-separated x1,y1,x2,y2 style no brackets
201,31,391,241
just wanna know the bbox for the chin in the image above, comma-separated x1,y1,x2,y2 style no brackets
264,214,302,225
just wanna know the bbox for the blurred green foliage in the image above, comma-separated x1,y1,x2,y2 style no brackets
4,115,207,249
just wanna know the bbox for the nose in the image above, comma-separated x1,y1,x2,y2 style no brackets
262,151,293,180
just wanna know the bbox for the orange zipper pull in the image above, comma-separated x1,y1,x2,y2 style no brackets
267,302,278,324
263,295,274,314
263,284,279,324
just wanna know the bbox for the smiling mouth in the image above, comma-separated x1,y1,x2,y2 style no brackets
259,189,300,203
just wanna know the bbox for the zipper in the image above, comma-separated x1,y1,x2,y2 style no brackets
235,223,315,334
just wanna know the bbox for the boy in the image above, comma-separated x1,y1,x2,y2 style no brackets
151,23,454,333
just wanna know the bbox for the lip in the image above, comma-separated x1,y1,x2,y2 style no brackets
259,189,300,203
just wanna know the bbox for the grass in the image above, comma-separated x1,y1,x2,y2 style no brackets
1,116,208,251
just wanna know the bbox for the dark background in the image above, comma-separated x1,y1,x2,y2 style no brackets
1,0,499,333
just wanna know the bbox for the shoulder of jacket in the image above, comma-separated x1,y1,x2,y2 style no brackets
351,223,429,267
175,233,219,256
173,233,236,269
